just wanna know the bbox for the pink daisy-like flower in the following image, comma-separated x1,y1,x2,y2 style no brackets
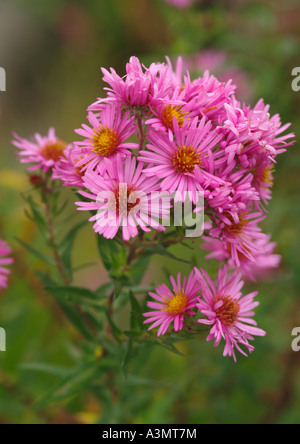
200,168,259,221
201,234,281,281
0,239,13,291
219,100,295,168
76,155,169,241
90,57,171,109
13,128,67,173
139,117,223,203
143,270,201,336
209,209,266,267
251,155,275,206
52,144,85,187
145,87,198,141
183,70,236,121
73,105,138,175
195,266,266,361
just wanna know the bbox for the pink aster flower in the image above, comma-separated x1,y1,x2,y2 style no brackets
90,57,171,109
145,86,198,141
195,266,266,361
0,239,13,291
251,155,275,206
199,167,259,221
183,70,236,121
52,144,85,188
76,155,169,241
73,105,138,175
219,100,295,168
143,270,201,336
209,209,266,267
139,117,224,203
13,128,67,173
201,234,281,281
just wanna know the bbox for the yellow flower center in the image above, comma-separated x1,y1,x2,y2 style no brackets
40,140,67,161
74,157,88,178
173,145,202,174
161,105,187,131
165,290,189,316
260,166,274,187
215,296,240,326
92,126,120,157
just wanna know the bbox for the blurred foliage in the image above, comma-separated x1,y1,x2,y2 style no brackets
0,0,300,424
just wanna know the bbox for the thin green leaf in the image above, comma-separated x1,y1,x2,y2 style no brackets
59,220,88,276
16,237,55,265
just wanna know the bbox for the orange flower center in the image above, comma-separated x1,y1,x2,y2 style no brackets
173,145,201,174
224,212,248,236
215,296,240,326
165,290,189,316
92,126,120,157
161,105,187,131
226,242,252,263
111,184,140,217
40,140,67,161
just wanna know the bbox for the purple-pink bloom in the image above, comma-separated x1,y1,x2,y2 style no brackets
52,144,85,187
90,57,171,109
0,239,13,291
143,270,201,336
195,266,266,361
73,105,138,175
201,234,281,281
13,128,67,173
139,117,223,203
219,100,295,168
76,155,169,241
209,209,266,267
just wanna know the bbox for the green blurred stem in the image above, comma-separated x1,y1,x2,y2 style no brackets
41,175,97,336
106,237,146,339
137,117,146,151
44,193,70,286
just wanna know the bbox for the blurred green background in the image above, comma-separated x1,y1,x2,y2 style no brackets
0,0,300,424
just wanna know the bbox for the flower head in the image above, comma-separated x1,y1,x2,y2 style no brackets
0,239,13,291
52,144,86,187
209,209,266,267
90,57,171,109
13,128,67,173
143,270,201,336
139,117,223,203
201,234,281,281
74,105,138,175
195,266,266,361
76,155,169,241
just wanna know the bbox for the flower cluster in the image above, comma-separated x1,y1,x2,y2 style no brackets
143,267,266,362
0,239,13,291
13,56,294,360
